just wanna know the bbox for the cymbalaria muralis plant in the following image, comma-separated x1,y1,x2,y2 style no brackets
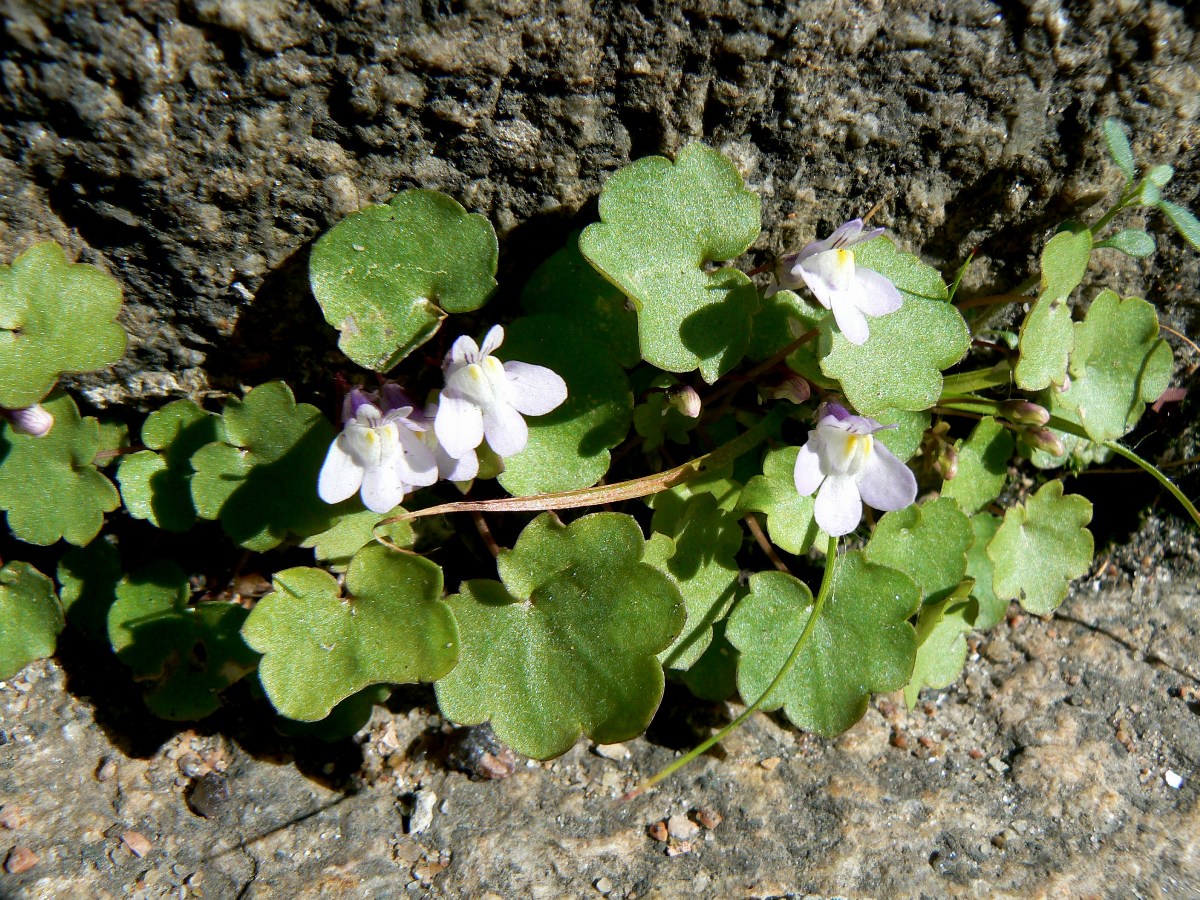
2,119,1199,792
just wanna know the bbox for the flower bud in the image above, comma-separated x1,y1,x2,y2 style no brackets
666,385,702,419
6,404,54,437
769,373,812,405
1000,400,1050,426
1027,427,1065,457
935,444,959,481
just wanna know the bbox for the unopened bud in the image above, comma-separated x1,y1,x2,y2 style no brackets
6,404,54,437
1027,427,1065,457
770,373,812,405
1000,400,1050,426
1055,374,1071,393
936,445,959,481
666,385,702,419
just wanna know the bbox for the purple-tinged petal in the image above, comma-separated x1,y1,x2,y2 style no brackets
846,225,885,248
479,325,505,358
446,334,480,367
794,442,825,496
360,462,408,514
502,361,568,416
853,268,903,316
341,387,379,424
380,383,416,413
482,401,529,458
434,393,484,459
857,445,917,512
830,293,870,345
318,436,365,504
814,474,863,537
6,404,54,437
827,218,865,249
818,402,852,423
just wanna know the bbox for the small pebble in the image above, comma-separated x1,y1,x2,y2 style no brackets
692,807,722,830
177,753,208,778
594,876,614,894
1165,770,1184,789
759,756,782,771
408,790,437,835
988,756,1009,773
667,813,700,841
121,831,152,858
187,772,231,818
0,805,22,829
665,840,693,857
647,820,669,842
96,758,118,783
4,846,38,874
594,743,630,761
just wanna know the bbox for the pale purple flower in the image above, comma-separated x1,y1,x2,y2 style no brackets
794,402,917,537
318,386,438,513
771,218,902,345
434,325,568,460
4,404,54,437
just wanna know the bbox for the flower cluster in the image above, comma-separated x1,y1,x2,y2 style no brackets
318,325,567,513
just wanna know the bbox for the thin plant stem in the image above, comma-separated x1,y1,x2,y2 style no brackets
1160,323,1200,360
940,364,1012,396
744,513,791,574
701,328,819,408
626,535,839,798
472,511,501,558
1102,441,1200,530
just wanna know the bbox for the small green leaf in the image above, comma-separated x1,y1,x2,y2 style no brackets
644,493,741,670
632,390,699,452
1146,164,1174,188
647,462,743,516
1096,230,1156,258
819,280,969,415
117,400,224,531
738,446,826,555
435,512,685,759
496,315,633,495
244,545,457,722
520,233,640,367
299,508,414,571
0,242,126,408
676,621,739,702
1057,290,1174,442
56,536,122,640
0,393,120,546
0,562,62,680
310,190,498,371
988,480,1093,615
748,290,824,361
274,685,392,742
1159,200,1200,250
966,512,1006,629
1015,226,1092,391
1102,119,1135,181
873,408,931,462
108,560,259,720
579,143,762,382
942,416,1014,515
727,554,920,737
190,382,342,551
866,497,973,604
94,420,129,467
903,585,977,707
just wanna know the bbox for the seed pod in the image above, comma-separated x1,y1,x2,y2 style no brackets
1027,427,1065,457
999,399,1050,426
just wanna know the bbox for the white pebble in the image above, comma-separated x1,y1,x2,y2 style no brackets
1165,770,1184,789
408,790,437,834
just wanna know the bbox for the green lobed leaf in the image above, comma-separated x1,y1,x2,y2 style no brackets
1137,180,1162,206
644,493,742,670
243,544,457,722
1159,200,1200,250
903,584,977,707
865,497,974,605
94,419,129,467
749,290,826,362
496,315,633,495
0,562,63,680
56,536,122,641
738,446,826,555
0,392,120,546
1096,230,1156,259
520,233,640,368
632,390,699,452
190,382,343,551
987,480,1093,615
965,512,1007,629
108,560,259,720
676,620,739,702
0,242,126,408
273,685,393,742
579,143,762,383
299,507,414,571
873,408,931,463
117,399,224,531
310,189,498,371
727,553,920,737
942,416,1014,515
1016,226,1092,391
435,512,685,759
1057,290,1173,442
1102,119,1136,181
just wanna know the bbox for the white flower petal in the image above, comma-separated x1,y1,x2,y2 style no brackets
360,463,408,514
794,442,825,496
434,393,485,459
830,294,870,345
395,431,439,487
857,445,917,512
853,268,903,317
438,445,478,482
503,361,568,416
447,334,480,366
814,474,863,537
797,264,836,311
479,324,505,357
317,436,365,504
483,401,529,458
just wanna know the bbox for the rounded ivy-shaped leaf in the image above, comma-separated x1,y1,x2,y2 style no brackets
56,535,122,641
435,512,685,759
0,392,120,546
310,189,498,371
865,497,973,604
1057,290,1174,442
579,143,762,382
299,507,414,571
873,408,931,463
987,480,1093,615
1015,226,1091,391
903,584,977,707
965,512,1006,630
728,554,920,737
496,315,633,495
117,399,224,531
273,685,393,742
738,446,826,555
0,242,126,407
108,560,259,720
0,562,63,680
941,416,1014,515
243,544,457,722
677,620,739,702
190,382,342,551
